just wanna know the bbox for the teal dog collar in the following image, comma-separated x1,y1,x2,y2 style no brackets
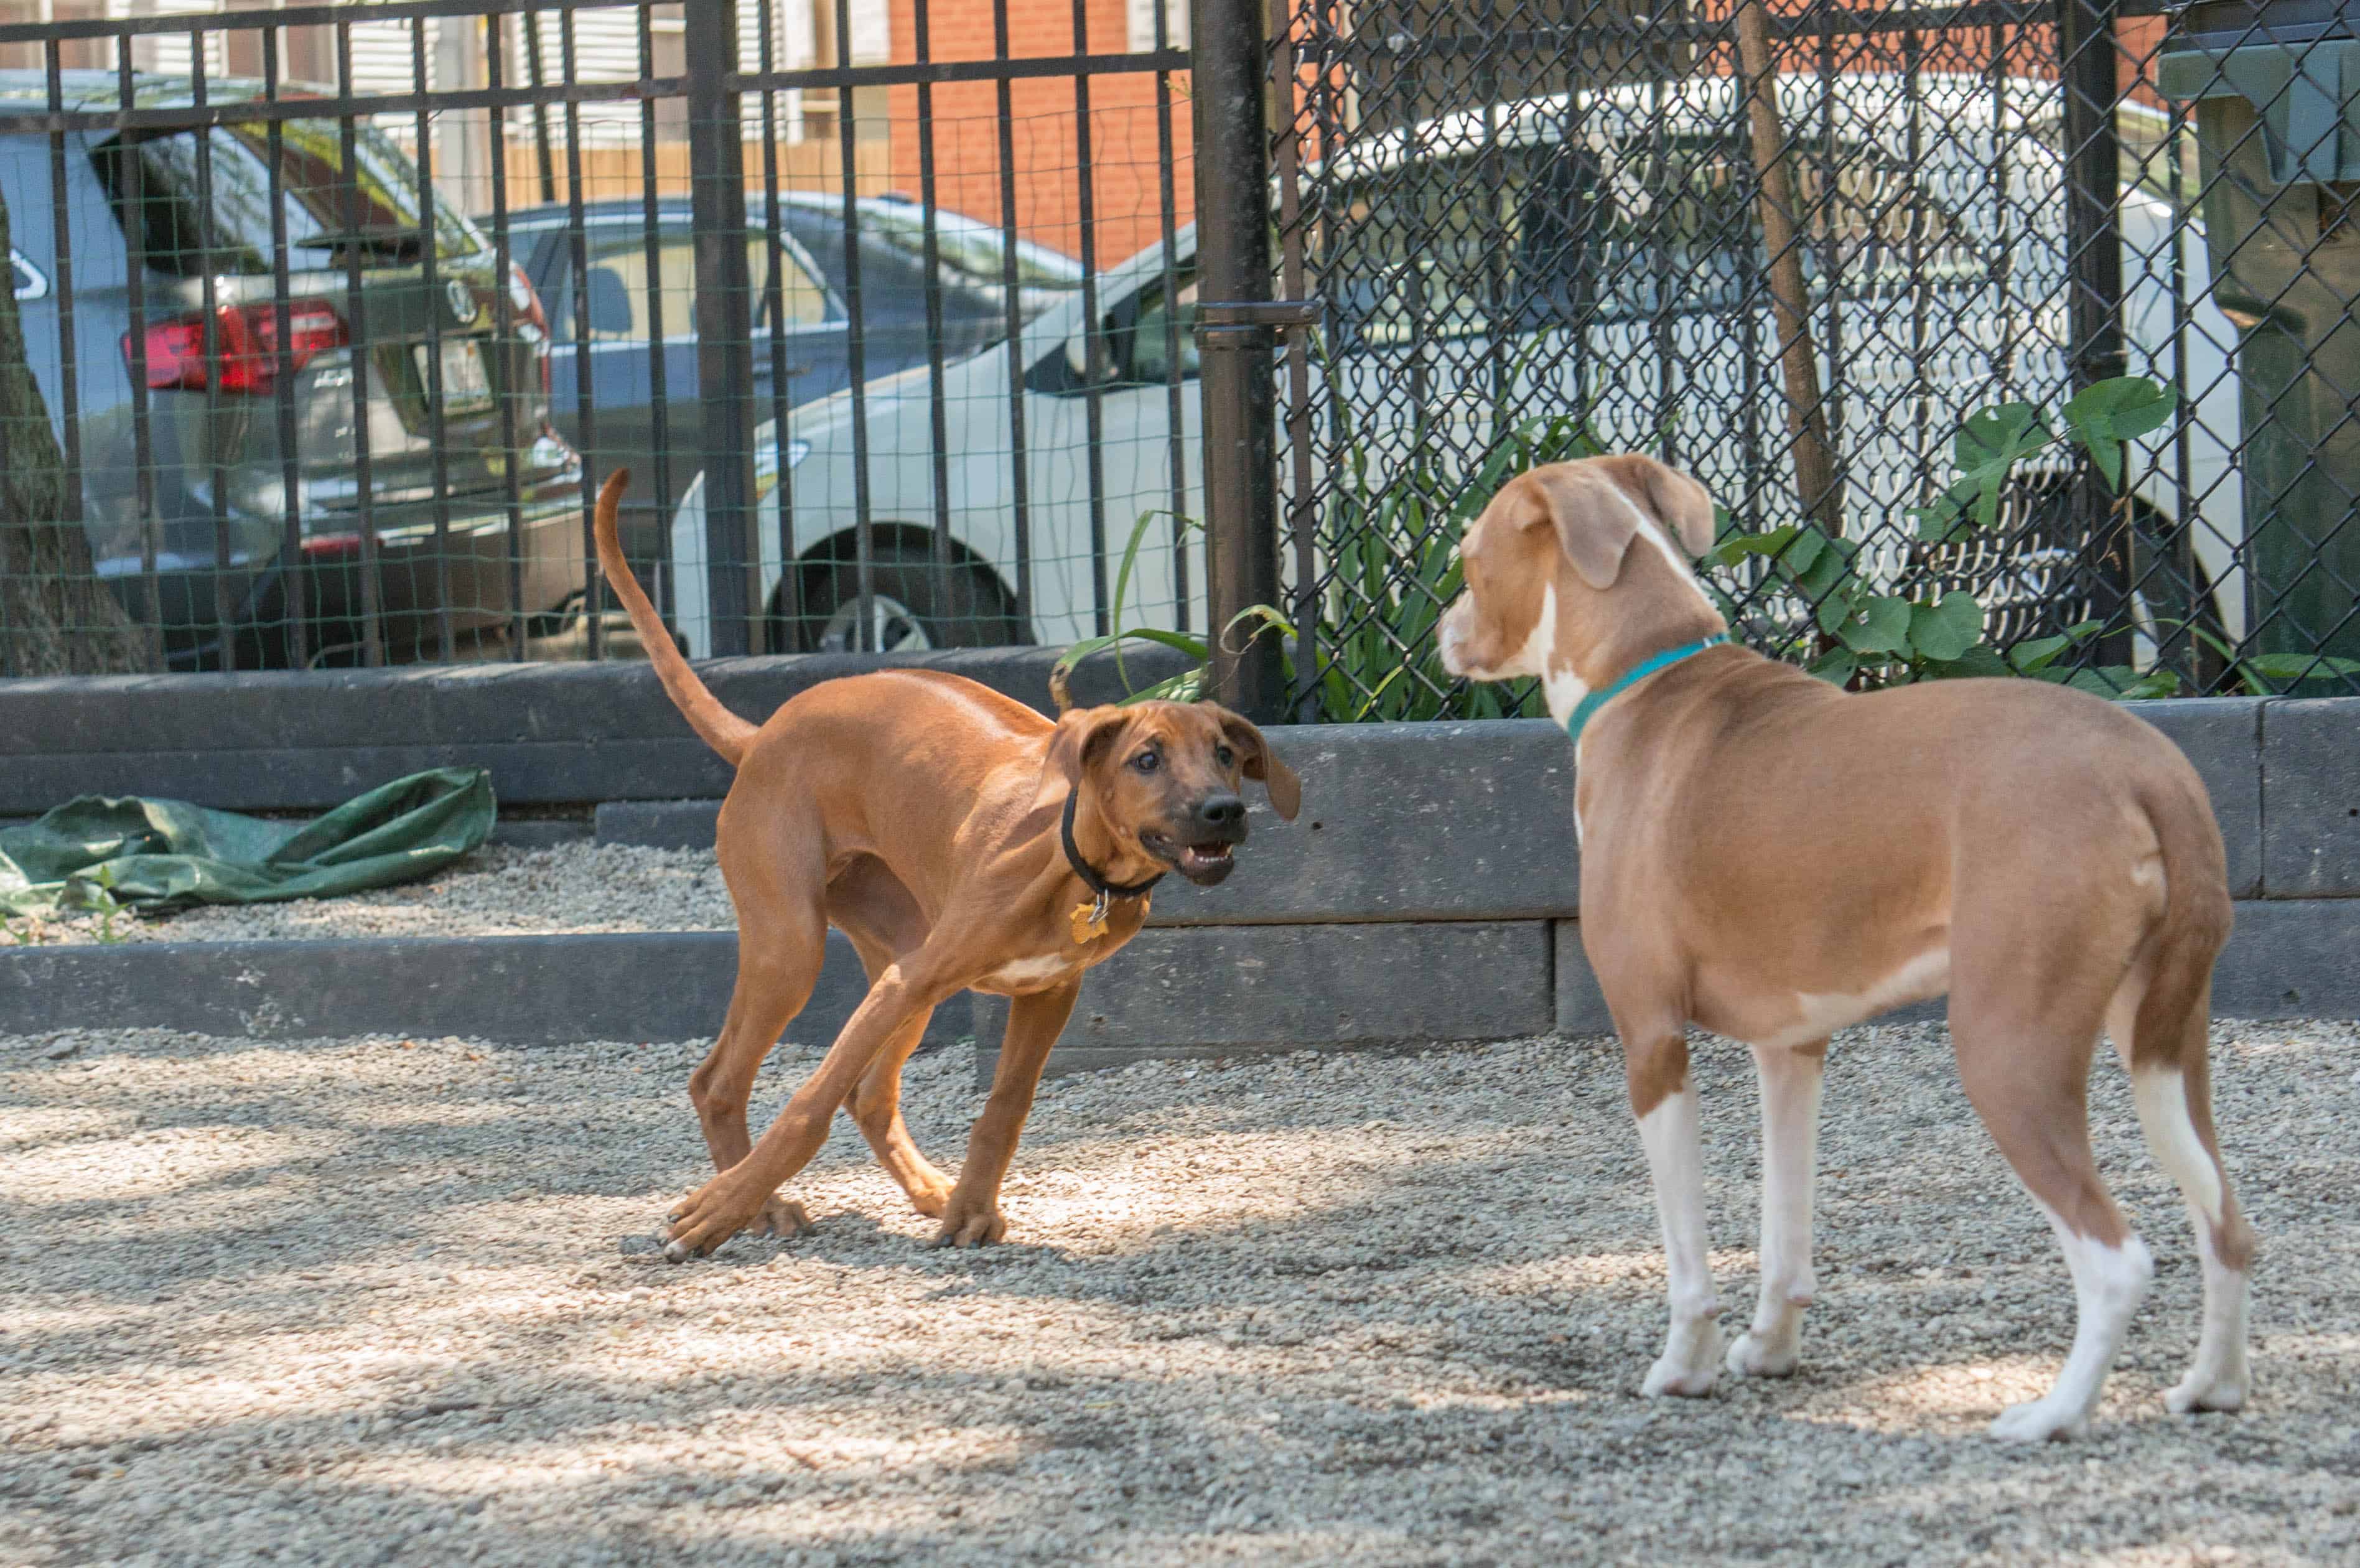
1564,635,1729,748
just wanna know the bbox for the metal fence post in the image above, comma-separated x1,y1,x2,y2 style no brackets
686,0,758,658
2059,0,2132,664
1192,0,1283,721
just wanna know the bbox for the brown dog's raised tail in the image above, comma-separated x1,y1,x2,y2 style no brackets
593,468,758,768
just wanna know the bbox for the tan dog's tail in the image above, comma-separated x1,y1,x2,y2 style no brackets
593,469,757,767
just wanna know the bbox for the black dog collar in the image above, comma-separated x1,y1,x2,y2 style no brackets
1060,790,1166,904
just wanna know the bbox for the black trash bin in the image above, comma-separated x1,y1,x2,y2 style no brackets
2158,1,2360,672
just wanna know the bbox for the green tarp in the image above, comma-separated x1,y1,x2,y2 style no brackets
0,768,495,917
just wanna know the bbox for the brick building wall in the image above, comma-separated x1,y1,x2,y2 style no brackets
880,0,1195,268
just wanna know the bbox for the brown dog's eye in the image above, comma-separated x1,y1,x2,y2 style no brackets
1214,744,1235,768
1131,751,1160,773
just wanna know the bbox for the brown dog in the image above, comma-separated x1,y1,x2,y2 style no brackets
1439,454,2249,1441
590,472,1301,1256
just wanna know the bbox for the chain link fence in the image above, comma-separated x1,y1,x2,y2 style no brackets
1,0,2357,717
1270,0,2360,719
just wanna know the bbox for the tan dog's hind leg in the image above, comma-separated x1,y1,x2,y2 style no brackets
933,982,1081,1249
2109,974,2254,1417
1727,1040,1826,1379
1953,978,2152,1442
1624,1025,1726,1397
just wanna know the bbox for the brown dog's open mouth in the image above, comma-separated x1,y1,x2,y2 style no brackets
1144,835,1238,885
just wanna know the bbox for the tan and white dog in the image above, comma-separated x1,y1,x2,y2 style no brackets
1438,454,2251,1442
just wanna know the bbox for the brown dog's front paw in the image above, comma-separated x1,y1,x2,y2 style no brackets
663,1176,806,1262
927,1198,1007,1249
907,1174,954,1220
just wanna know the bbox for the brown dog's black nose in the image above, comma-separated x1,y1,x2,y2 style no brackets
1196,794,1245,830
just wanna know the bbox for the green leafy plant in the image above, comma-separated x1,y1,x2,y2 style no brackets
1705,375,2181,697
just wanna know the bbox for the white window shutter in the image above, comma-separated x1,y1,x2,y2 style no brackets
846,0,890,65
1127,0,1188,51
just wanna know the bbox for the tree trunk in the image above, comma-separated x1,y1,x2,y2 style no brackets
0,189,152,676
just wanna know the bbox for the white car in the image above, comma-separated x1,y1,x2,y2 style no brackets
671,73,2244,660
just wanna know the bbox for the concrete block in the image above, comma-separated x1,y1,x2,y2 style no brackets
1149,718,1580,924
597,800,724,851
974,920,1555,1080
0,930,968,1052
0,643,1187,814
1557,898,2358,1044
2125,698,2264,898
2261,698,2360,897
2212,898,2360,1018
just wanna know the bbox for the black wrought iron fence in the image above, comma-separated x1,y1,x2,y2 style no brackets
2,0,2357,714
0,0,1192,676
1261,0,2360,719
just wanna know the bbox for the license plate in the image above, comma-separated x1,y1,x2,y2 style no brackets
416,338,492,414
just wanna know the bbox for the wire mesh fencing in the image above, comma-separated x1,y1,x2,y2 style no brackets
1267,0,2360,720
0,0,1196,675
0,0,2356,713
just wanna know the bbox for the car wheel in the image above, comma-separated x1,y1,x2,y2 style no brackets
1934,476,2232,688
771,545,1024,654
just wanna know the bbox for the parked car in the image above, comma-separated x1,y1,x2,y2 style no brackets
668,74,2247,659
502,194,1081,564
0,72,582,670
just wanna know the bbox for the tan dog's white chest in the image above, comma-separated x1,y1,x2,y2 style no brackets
1747,946,1951,1051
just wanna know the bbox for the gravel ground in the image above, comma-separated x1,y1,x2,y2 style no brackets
2,844,730,946
4,1017,2357,1566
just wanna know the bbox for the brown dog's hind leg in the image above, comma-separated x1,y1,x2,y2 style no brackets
847,1007,951,1216
932,982,1081,1249
686,814,831,1240
666,953,964,1260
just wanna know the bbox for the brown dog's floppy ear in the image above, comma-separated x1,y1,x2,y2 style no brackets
1597,452,1717,558
1043,705,1131,788
1521,465,1639,590
1204,705,1302,821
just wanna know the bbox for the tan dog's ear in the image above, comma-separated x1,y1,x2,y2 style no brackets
1044,705,1131,788
1519,465,1638,590
1597,452,1717,558
1203,704,1302,821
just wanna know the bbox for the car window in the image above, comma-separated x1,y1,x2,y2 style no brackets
1127,269,1199,383
1330,136,1974,340
847,201,1081,292
554,231,829,342
91,120,480,276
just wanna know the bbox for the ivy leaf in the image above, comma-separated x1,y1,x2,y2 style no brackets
1906,591,1984,662
1933,643,2013,679
1806,647,1857,687
1711,523,1798,569
1956,403,2051,474
2237,652,2360,687
1839,594,1915,655
2061,377,2172,491
1795,544,1850,605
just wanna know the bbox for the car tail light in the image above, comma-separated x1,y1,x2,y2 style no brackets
508,260,553,395
125,298,347,395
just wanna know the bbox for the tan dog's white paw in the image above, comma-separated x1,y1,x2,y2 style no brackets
1724,1330,1801,1379
1988,1397,2089,1443
2164,1363,2248,1415
1643,1319,1725,1398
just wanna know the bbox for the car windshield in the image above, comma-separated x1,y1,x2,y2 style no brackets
817,198,1081,291
1329,136,1974,340
92,118,481,276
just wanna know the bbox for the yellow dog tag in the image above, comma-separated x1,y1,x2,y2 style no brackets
1070,895,1111,945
